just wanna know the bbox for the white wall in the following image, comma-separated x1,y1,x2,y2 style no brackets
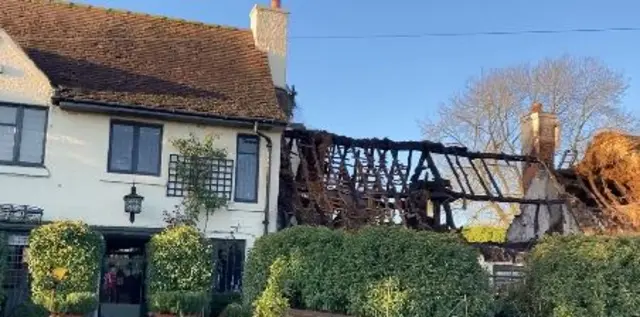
506,169,579,242
0,28,283,251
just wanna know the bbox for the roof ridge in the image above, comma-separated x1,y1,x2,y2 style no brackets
42,0,251,33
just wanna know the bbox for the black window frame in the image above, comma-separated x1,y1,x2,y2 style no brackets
0,102,48,167
107,120,164,176
234,134,260,203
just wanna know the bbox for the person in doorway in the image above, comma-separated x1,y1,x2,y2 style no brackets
125,262,141,304
103,264,117,303
115,266,126,303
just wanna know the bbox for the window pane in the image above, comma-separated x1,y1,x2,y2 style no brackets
135,126,161,174
0,106,17,125
0,125,16,161
18,108,47,164
109,124,134,171
235,152,258,201
238,136,258,154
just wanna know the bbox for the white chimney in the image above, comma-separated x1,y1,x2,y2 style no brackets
250,1,289,89
521,103,560,194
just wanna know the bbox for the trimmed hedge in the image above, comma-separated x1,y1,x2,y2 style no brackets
244,226,492,317
518,235,640,317
26,221,103,314
146,225,213,315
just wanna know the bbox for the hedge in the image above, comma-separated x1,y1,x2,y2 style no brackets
517,235,640,317
462,225,507,243
244,226,492,317
26,221,103,315
146,225,213,315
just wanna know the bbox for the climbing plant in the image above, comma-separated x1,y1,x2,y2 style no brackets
163,133,228,228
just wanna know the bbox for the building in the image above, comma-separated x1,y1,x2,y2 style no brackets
0,0,290,315
508,103,640,242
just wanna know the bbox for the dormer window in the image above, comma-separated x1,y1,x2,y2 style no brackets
0,103,48,166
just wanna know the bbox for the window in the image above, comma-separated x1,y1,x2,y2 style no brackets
234,135,259,202
108,121,163,176
4,234,28,290
166,154,234,199
0,104,47,166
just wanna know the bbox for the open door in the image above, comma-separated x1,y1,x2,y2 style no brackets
99,236,146,317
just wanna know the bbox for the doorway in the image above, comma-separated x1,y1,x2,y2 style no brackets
99,236,147,317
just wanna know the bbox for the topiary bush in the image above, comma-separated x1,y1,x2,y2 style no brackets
520,235,640,317
147,225,213,315
26,221,103,315
244,226,493,317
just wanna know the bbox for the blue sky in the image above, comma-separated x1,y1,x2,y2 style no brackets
78,0,640,142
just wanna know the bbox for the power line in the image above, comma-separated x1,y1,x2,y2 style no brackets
9,26,640,42
290,27,640,40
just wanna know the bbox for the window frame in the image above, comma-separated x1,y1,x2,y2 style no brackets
234,134,260,203
107,120,164,176
0,102,48,167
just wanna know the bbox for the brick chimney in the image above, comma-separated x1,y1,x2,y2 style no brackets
250,1,289,89
521,103,560,194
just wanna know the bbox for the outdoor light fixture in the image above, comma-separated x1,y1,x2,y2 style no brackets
123,183,144,223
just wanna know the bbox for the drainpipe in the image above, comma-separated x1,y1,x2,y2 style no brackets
254,122,273,236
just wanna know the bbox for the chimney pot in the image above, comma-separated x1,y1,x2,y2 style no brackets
271,0,281,9
531,102,543,113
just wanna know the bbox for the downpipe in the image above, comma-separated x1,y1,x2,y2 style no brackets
254,122,273,236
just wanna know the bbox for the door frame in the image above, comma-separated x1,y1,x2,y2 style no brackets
96,226,162,317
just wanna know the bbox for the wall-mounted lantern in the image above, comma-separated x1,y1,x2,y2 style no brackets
123,183,144,223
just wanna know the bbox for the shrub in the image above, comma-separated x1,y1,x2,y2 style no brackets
147,225,213,314
11,299,48,317
26,221,103,314
521,235,640,317
220,303,252,317
253,257,290,317
244,226,492,317
360,277,408,317
210,292,242,317
149,291,208,315
462,225,507,243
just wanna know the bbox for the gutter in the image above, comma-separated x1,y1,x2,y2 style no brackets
54,97,288,129
254,122,274,236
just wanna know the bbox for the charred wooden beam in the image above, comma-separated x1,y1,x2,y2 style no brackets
480,158,504,197
284,129,542,163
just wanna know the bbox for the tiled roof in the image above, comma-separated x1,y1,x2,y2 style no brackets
0,0,287,121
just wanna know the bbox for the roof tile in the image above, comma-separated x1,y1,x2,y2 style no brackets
0,0,286,121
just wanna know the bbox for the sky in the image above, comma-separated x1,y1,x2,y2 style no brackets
77,0,640,142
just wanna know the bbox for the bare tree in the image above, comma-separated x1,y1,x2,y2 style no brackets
422,55,638,225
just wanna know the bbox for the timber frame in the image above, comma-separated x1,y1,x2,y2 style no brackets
278,129,566,231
